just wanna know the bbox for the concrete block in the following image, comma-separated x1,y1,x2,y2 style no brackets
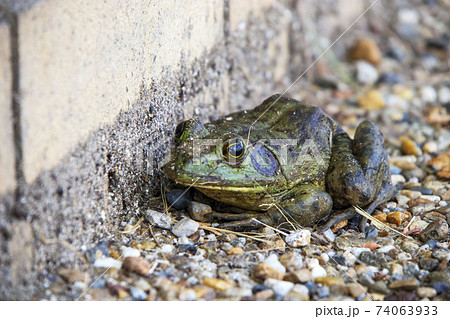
229,0,276,31
17,0,224,183
0,20,16,194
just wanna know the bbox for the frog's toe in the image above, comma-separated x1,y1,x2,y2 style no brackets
218,218,262,230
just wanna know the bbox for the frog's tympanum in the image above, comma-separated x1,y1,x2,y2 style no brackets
162,95,393,230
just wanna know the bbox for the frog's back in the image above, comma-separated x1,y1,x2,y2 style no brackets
210,94,336,187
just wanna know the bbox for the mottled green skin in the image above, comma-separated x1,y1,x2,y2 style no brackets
163,95,393,228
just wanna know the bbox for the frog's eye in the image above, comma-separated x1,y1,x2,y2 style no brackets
222,138,246,165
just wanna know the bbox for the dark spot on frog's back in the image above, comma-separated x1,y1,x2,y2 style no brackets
250,144,279,176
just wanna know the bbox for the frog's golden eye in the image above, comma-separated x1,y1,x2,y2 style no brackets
222,138,246,165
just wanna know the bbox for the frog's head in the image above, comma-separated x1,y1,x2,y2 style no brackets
162,118,288,197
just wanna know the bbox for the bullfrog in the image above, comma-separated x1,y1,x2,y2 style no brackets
162,95,393,231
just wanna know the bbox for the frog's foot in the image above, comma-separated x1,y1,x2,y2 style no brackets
326,121,393,208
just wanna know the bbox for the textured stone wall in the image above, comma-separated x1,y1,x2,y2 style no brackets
0,0,368,299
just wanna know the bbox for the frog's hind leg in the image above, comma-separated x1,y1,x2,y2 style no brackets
326,121,393,209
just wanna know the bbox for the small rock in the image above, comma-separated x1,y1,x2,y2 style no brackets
294,269,312,283
389,278,419,290
254,289,274,300
171,218,199,237
378,72,403,85
121,247,141,258
321,228,336,242
160,244,175,254
348,283,367,298
433,282,450,294
418,219,448,242
279,252,303,272
329,255,347,266
349,38,382,65
438,86,450,104
359,251,387,267
364,226,378,239
373,212,387,222
390,263,404,276
356,60,378,84
203,278,232,291
396,195,410,207
94,257,122,269
400,189,422,199
314,276,344,286
187,201,212,222
401,138,422,156
179,288,197,301
416,287,437,299
378,245,395,253
284,229,311,247
432,249,450,261
227,247,244,255
264,278,294,297
311,266,327,279
423,141,438,154
145,210,174,230
59,269,89,284
122,257,151,275
391,174,406,185
386,211,410,226
254,255,286,280
420,86,437,103
357,90,386,110
130,286,147,300
419,258,440,271
407,186,434,195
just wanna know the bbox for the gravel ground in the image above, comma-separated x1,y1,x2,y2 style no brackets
40,3,449,301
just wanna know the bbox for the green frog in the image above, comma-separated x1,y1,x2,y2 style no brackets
162,95,393,230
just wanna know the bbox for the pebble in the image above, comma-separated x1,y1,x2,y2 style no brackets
187,201,212,222
432,249,450,261
433,282,450,294
358,90,386,110
314,276,344,286
390,165,402,175
279,252,303,272
145,210,174,230
122,257,151,275
264,278,294,298
342,251,357,266
378,245,396,253
396,195,410,207
161,244,175,254
311,266,327,279
203,278,232,291
254,289,274,300
407,185,434,195
94,257,122,269
359,251,387,267
348,283,367,298
387,211,409,226
423,141,438,154
416,287,437,299
284,229,311,247
420,86,437,103
329,255,347,266
121,247,141,258
171,218,199,237
419,258,440,271
388,278,419,290
294,269,313,283
356,61,379,84
418,219,448,242
227,247,244,255
391,174,406,185
401,138,422,156
179,288,197,301
351,247,370,258
378,72,403,85
390,263,404,276
438,86,450,104
59,269,89,284
130,286,147,300
349,38,382,65
253,255,286,280
321,228,335,242
364,226,378,239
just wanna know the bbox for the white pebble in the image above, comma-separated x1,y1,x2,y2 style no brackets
320,253,330,263
306,258,320,269
420,195,441,203
284,229,311,247
356,60,379,84
146,210,173,230
264,278,294,297
121,247,140,258
438,86,450,104
351,247,370,258
292,284,310,296
420,86,437,103
391,174,406,185
311,266,327,279
322,228,335,242
378,245,395,253
263,254,286,274
161,244,175,254
398,8,419,24
343,251,357,266
397,252,412,261
171,218,199,237
94,257,123,269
